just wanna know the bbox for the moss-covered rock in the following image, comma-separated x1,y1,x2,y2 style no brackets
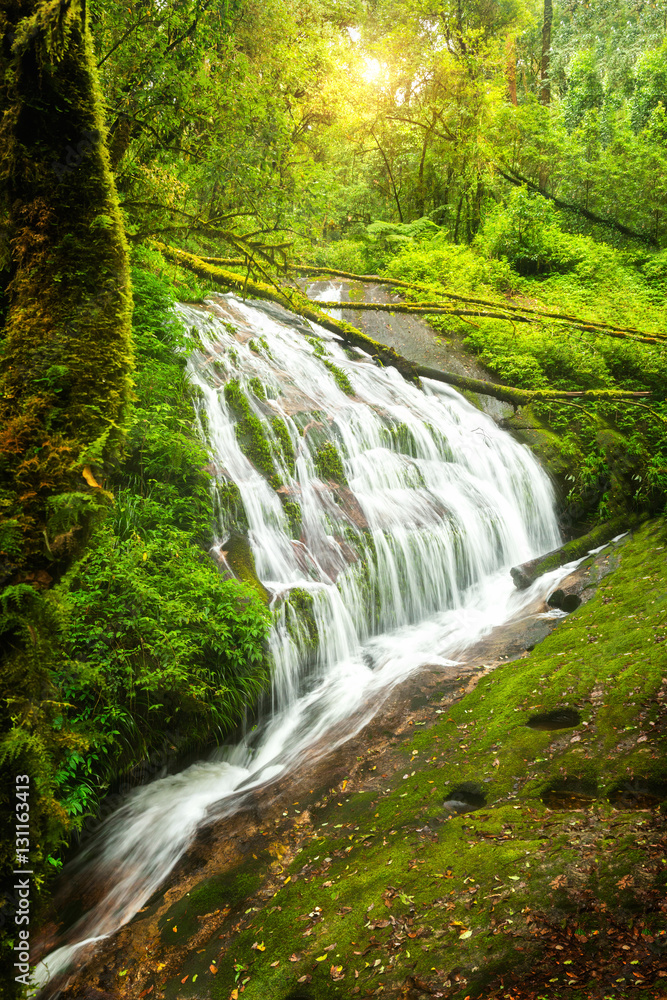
314,442,347,485
224,532,270,604
223,379,281,485
270,417,295,475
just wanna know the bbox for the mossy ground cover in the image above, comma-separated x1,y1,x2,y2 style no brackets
78,518,667,1000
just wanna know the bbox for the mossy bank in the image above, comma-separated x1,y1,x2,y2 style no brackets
65,518,667,1000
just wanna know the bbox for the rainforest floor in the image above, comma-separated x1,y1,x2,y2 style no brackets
44,518,667,1000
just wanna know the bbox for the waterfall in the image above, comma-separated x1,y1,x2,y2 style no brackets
33,290,565,993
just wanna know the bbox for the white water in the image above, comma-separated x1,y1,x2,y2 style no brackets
34,290,567,993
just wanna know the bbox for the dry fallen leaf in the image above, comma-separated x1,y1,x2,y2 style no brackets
251,941,266,951
289,953,300,962
181,975,189,984
270,960,280,967
82,465,101,489
331,964,344,981
209,964,218,975
297,974,312,983
459,929,472,940
172,925,178,933
550,875,566,889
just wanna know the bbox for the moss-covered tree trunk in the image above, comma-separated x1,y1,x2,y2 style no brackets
0,6,132,983
0,0,132,580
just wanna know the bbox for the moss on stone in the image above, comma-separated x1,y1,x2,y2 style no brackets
248,377,266,400
215,479,248,532
270,417,295,475
323,358,354,395
306,335,326,357
224,533,269,604
314,442,347,485
224,379,280,484
281,499,302,536
284,586,318,650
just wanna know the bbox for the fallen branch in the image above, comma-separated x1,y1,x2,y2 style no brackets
510,515,644,589
314,299,529,324
153,242,655,407
290,264,667,345
494,165,657,246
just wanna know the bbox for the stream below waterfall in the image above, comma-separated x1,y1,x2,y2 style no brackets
33,287,572,995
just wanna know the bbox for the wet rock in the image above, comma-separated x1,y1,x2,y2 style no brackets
547,589,582,613
331,485,369,529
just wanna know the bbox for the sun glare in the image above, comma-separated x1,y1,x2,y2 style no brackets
361,57,382,83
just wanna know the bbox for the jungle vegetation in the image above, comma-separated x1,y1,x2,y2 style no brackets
0,0,666,982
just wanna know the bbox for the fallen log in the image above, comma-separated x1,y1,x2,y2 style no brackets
153,243,654,408
510,515,643,590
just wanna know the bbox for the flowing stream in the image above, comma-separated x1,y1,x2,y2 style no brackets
34,289,567,993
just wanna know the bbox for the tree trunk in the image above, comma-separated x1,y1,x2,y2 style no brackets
540,0,553,105
506,34,517,105
0,0,132,571
373,133,404,223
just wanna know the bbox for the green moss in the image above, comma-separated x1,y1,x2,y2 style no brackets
281,498,302,536
306,335,326,357
215,479,248,532
159,864,266,946
323,358,354,395
225,533,270,604
248,377,266,400
284,587,318,649
314,442,347,485
223,378,251,420
224,380,280,484
248,336,272,358
270,417,295,474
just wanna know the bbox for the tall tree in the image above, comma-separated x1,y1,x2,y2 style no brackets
540,0,552,104
0,0,132,574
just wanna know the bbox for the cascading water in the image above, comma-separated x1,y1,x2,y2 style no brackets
33,289,567,993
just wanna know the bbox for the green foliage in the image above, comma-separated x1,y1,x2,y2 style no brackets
631,42,667,131
60,522,270,734
562,50,604,131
